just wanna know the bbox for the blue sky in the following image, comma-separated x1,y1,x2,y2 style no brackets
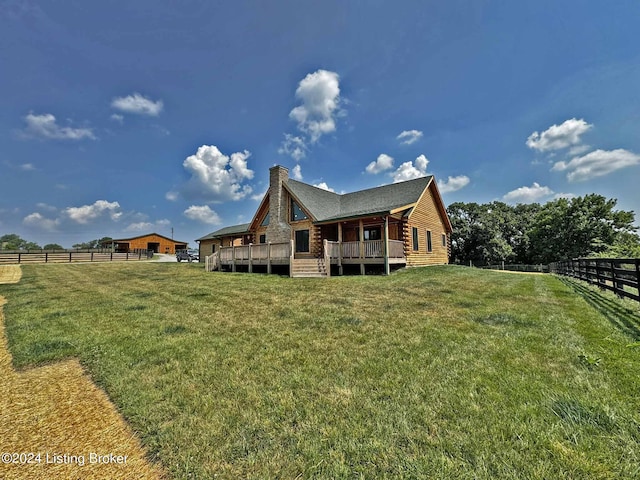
1,0,639,248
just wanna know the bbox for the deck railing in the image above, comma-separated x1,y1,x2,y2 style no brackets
327,239,405,259
218,242,292,263
216,239,406,269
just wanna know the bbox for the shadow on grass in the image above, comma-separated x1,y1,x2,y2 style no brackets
559,277,640,341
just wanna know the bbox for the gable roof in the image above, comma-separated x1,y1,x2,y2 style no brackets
286,176,434,222
109,232,188,244
195,223,251,241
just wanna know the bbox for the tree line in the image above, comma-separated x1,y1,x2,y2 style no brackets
0,234,112,251
446,193,640,266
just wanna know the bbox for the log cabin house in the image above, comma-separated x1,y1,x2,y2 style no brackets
197,165,452,277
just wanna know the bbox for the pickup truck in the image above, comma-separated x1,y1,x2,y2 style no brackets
176,250,198,262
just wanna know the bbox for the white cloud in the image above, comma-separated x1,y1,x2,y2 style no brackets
21,113,95,140
36,203,57,212
292,164,303,180
289,69,341,143
165,191,179,201
392,154,429,183
278,134,307,161
313,182,335,193
526,118,592,152
125,222,154,232
20,163,36,171
111,93,163,116
366,154,394,174
551,148,640,182
397,130,423,145
503,182,554,203
110,113,124,124
184,205,222,224
181,145,254,201
251,189,268,201
437,175,470,193
64,200,122,224
124,218,172,232
22,212,59,231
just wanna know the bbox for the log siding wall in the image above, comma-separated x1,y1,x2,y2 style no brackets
405,184,449,266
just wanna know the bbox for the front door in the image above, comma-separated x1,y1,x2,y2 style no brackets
294,229,310,254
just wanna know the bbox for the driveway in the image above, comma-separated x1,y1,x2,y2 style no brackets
155,254,177,262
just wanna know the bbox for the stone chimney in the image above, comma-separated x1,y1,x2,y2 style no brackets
266,165,292,244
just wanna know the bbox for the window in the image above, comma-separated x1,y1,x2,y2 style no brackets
364,227,381,241
426,230,432,252
442,234,447,247
260,212,270,226
259,234,266,244
295,229,310,253
412,227,419,251
291,200,308,222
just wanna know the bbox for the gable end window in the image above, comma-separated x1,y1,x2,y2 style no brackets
426,230,432,252
260,212,270,226
412,227,419,251
291,199,308,222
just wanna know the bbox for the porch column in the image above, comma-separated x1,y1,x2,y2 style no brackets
267,242,272,274
248,243,253,273
384,215,390,276
359,219,365,275
337,222,343,276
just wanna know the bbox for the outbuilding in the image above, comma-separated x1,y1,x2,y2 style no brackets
107,233,188,254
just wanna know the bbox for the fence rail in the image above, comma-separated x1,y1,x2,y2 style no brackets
549,258,640,302
0,250,153,265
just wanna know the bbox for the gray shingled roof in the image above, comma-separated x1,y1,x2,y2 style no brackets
286,176,433,222
197,175,441,241
195,223,250,241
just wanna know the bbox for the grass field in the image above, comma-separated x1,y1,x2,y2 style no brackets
1,263,639,479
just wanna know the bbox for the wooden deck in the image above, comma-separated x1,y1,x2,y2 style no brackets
206,239,406,275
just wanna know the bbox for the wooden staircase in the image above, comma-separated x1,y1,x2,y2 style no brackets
291,258,328,278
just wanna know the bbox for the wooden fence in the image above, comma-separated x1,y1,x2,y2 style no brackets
0,250,153,265
549,258,640,302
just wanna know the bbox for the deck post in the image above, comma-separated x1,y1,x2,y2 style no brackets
289,239,294,277
359,219,365,275
323,239,330,277
384,215,390,276
232,246,236,272
337,222,343,276
248,244,253,273
267,242,272,274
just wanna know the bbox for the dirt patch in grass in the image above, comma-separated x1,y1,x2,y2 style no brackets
0,265,22,284
0,271,165,480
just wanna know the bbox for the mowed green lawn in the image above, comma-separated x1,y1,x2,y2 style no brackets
1,263,640,479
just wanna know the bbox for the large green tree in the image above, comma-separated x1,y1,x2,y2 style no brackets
528,194,636,263
0,234,41,250
447,194,637,265
447,201,526,266
72,237,112,249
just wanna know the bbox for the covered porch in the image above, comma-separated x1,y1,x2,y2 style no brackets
208,215,407,276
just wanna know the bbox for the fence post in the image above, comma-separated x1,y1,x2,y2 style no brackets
45,252,48,263
69,252,72,263
636,259,640,301
18,253,21,264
